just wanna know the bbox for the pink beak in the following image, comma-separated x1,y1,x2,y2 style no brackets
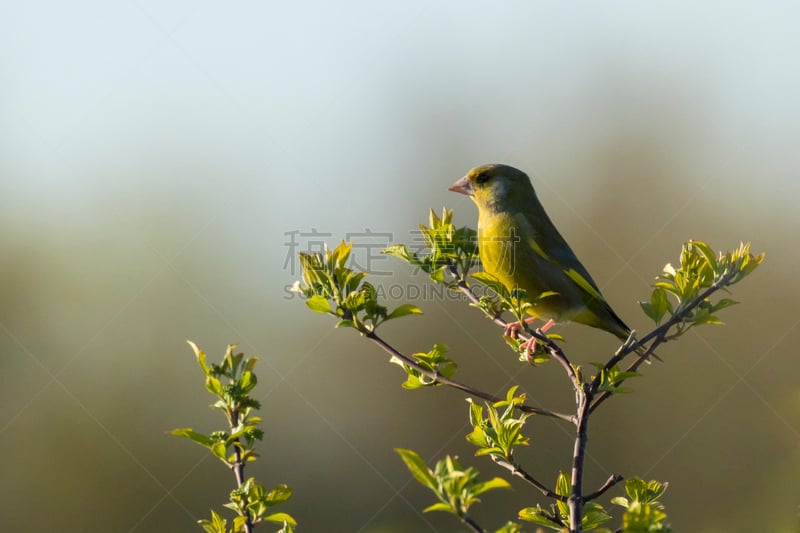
448,176,473,196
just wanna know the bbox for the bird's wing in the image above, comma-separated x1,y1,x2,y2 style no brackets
518,208,632,335
513,209,605,297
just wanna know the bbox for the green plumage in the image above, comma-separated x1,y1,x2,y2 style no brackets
450,163,631,340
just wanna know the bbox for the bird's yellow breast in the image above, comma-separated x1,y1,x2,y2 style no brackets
478,208,597,324
477,214,520,287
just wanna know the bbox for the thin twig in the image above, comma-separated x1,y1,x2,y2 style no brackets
448,265,739,532
229,407,253,533
589,274,735,412
462,515,485,533
599,274,735,378
584,474,624,501
491,456,567,501
365,331,575,423
523,323,579,388
454,268,594,532
453,278,580,390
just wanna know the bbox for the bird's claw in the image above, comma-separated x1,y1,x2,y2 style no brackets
521,337,538,364
504,321,523,338
516,319,556,365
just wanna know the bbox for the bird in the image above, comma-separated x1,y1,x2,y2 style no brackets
449,163,635,357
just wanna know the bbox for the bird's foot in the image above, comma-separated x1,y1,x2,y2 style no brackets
520,337,538,363
508,319,556,364
503,321,524,338
503,316,545,338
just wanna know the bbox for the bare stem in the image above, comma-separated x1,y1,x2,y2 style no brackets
453,278,579,388
454,269,594,533
462,515,485,533
491,456,567,501
229,408,253,533
365,331,575,423
589,274,735,413
524,323,579,388
585,474,624,501
568,384,591,533
445,265,740,531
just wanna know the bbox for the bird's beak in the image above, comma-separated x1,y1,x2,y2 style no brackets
448,176,473,196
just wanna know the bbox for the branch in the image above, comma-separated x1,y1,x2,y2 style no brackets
365,331,575,423
584,474,624,502
603,273,735,374
522,322,579,389
462,515,485,533
228,408,254,533
589,273,736,412
452,277,580,390
491,456,567,501
567,384,591,533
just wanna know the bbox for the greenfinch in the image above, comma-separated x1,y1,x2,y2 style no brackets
449,163,632,353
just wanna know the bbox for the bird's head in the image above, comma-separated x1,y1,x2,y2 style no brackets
449,164,535,212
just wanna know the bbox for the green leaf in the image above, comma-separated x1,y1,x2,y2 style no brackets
400,374,425,390
396,344,457,389
198,510,228,533
625,478,668,504
582,502,612,529
465,426,489,449
264,484,292,505
693,313,724,326
555,472,570,517
305,294,332,314
640,286,669,324
381,244,419,265
594,364,641,394
169,428,213,448
330,241,352,269
518,506,563,529
423,502,455,514
611,496,629,508
555,472,570,497
690,240,718,271
471,271,507,295
264,512,297,527
471,477,512,496
211,441,228,461
187,340,210,375
244,356,258,373
622,501,668,531
232,516,248,531
275,522,295,533
342,291,367,313
386,304,424,321
205,375,223,396
395,448,437,491
494,522,522,533
713,298,739,311
239,370,257,393
468,399,484,427
430,267,446,283
465,388,531,459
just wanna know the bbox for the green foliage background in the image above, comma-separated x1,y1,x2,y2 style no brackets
1,3,797,532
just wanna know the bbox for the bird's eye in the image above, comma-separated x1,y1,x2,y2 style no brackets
475,173,490,184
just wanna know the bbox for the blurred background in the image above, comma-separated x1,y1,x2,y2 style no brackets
2,2,798,531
